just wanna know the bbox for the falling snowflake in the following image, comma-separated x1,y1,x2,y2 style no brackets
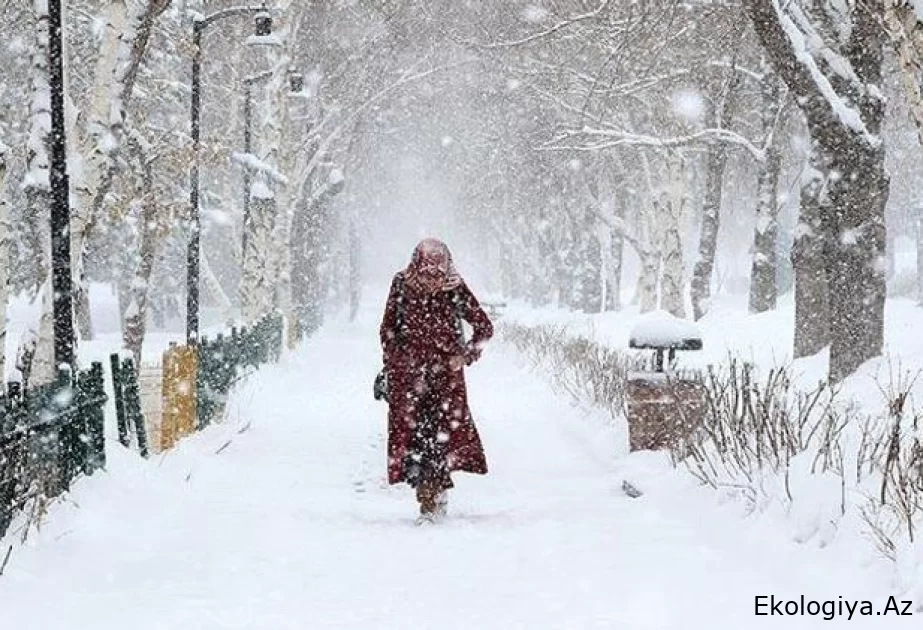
670,89,705,124
522,4,550,23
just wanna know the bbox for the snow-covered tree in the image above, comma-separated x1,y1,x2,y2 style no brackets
745,0,890,382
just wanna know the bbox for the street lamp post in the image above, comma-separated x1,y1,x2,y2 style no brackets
47,0,75,371
187,4,275,346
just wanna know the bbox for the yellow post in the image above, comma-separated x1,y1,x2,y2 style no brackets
161,345,198,451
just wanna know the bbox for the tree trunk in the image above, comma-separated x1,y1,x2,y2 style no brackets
635,155,660,313
792,151,830,359
242,192,278,323
635,202,660,314
70,0,128,342
749,72,784,314
19,2,54,388
0,144,9,385
884,0,923,147
746,0,889,382
576,207,603,314
121,136,159,366
608,195,625,311
826,144,889,382
690,139,728,320
660,154,686,319
71,0,171,341
30,280,56,389
748,144,781,313
291,175,343,339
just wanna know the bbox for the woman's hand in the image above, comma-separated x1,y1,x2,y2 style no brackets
463,342,482,366
449,355,466,371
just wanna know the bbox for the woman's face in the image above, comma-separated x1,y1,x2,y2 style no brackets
418,261,447,293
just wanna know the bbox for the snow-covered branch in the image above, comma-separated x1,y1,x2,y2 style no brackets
231,151,290,186
747,0,880,147
545,127,766,162
292,59,477,192
465,0,612,49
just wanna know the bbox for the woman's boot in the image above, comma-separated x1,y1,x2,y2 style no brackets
434,489,448,518
416,482,437,522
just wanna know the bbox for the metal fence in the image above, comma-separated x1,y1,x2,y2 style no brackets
197,312,284,429
0,313,284,541
110,354,150,458
0,364,107,539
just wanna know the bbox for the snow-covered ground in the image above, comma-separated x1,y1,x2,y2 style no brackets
1,303,918,627
502,291,923,617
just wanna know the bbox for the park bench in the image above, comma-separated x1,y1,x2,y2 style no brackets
625,311,705,453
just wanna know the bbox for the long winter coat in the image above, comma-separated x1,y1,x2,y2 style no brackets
379,271,494,485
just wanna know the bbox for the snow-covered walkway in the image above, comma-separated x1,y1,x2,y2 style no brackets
0,317,907,628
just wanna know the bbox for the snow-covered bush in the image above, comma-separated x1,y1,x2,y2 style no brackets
500,321,923,564
501,321,643,419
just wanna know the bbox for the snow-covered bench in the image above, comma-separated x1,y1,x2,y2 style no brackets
626,311,705,452
628,310,703,373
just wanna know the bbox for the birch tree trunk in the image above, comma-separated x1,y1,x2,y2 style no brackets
635,154,660,313
608,194,625,311
243,191,278,322
71,0,171,341
20,0,54,388
660,153,686,319
70,0,127,341
242,39,289,324
635,205,660,314
121,134,160,366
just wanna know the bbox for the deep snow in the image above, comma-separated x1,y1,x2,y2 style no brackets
0,304,918,628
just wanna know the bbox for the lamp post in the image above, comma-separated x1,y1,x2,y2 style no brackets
187,4,276,346
48,0,75,371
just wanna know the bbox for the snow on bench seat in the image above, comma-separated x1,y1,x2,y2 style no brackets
628,310,703,351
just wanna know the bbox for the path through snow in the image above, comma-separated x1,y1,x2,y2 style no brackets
0,317,909,628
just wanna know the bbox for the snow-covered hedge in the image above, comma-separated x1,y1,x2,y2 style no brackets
499,319,923,605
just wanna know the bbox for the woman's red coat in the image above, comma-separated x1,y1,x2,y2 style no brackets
379,272,494,485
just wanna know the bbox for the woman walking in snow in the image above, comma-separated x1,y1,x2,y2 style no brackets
379,238,494,523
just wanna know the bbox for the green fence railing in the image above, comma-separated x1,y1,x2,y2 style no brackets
0,363,107,540
110,354,149,459
197,312,284,430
